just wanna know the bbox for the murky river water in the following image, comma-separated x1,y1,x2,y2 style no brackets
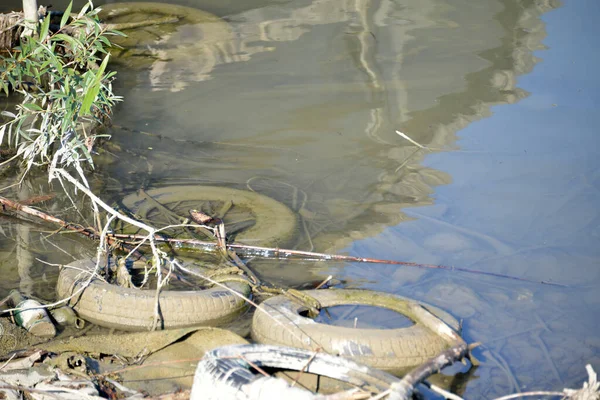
1,0,599,398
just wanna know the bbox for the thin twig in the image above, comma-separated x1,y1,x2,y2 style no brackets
0,294,11,308
52,168,154,233
53,168,172,329
368,389,391,400
173,259,319,349
290,349,320,387
112,234,566,287
315,275,333,289
491,392,564,400
395,130,429,150
0,191,566,286
0,215,114,316
423,382,465,400
239,354,271,377
0,353,17,372
0,195,92,235
0,181,567,300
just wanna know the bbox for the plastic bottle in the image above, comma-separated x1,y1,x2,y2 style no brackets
8,290,56,338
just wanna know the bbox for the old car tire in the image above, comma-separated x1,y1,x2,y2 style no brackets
57,259,251,331
191,344,401,400
119,185,298,247
251,289,463,373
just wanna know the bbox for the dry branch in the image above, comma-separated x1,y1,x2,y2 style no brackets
0,194,95,237
0,12,23,49
111,234,565,286
0,193,567,287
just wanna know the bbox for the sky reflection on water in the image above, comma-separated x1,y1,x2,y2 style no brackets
341,1,600,396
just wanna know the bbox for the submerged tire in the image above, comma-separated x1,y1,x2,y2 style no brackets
119,185,298,247
98,2,231,49
191,344,400,400
98,2,235,90
252,289,463,373
57,259,251,331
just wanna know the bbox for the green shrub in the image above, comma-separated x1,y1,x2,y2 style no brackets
0,1,123,175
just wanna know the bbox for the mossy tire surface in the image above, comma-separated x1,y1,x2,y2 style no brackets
251,289,463,373
98,2,231,48
57,259,251,331
119,185,298,247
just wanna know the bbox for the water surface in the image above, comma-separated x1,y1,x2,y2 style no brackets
1,0,598,398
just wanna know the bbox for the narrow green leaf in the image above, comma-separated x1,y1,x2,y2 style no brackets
107,29,127,38
39,15,51,42
60,2,73,28
22,103,44,111
81,54,109,115
98,36,111,47
51,33,70,43
87,8,101,18
81,86,97,117
77,2,91,18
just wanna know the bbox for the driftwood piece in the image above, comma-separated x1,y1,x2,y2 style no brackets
0,12,23,50
0,3,45,49
388,342,469,400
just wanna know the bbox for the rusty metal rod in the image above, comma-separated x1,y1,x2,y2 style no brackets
110,234,566,287
0,195,567,287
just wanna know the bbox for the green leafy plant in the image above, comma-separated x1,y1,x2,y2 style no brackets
0,1,123,176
